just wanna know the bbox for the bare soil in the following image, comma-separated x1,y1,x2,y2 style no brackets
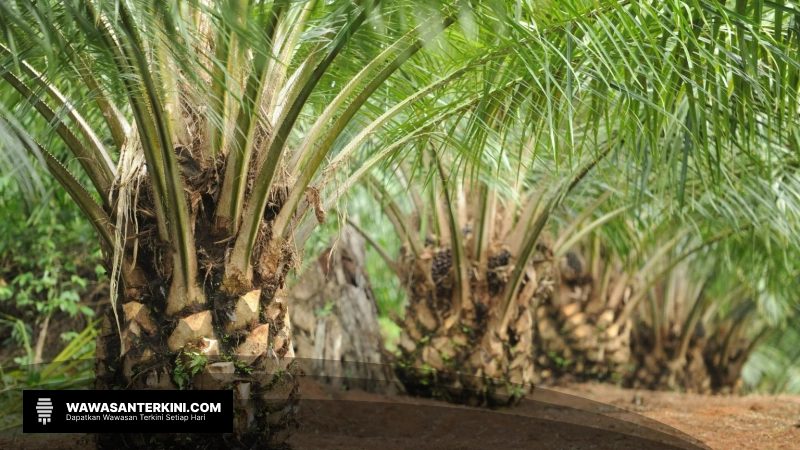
548,382,800,450
2,379,798,450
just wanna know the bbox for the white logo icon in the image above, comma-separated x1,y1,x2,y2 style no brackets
36,398,53,425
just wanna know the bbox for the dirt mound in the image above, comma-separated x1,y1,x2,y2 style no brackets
2,380,798,449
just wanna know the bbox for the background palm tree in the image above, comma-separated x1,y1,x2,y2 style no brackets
341,0,800,402
624,221,797,393
535,158,800,392
743,310,800,394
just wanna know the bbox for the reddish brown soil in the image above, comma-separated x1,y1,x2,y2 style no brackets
547,382,800,450
2,380,798,450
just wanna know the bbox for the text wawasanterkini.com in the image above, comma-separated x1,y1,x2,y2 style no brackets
64,402,221,422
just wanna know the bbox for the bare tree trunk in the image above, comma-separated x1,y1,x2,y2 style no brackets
290,225,397,393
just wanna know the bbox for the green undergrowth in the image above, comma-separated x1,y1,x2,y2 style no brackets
0,174,105,366
0,319,98,431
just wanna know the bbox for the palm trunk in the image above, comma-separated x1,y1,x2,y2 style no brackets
627,323,714,393
394,241,538,407
626,289,761,394
93,151,301,448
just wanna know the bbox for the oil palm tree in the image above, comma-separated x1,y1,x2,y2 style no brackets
372,157,621,406
742,307,800,395
551,166,800,393
624,217,799,393
0,0,559,445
